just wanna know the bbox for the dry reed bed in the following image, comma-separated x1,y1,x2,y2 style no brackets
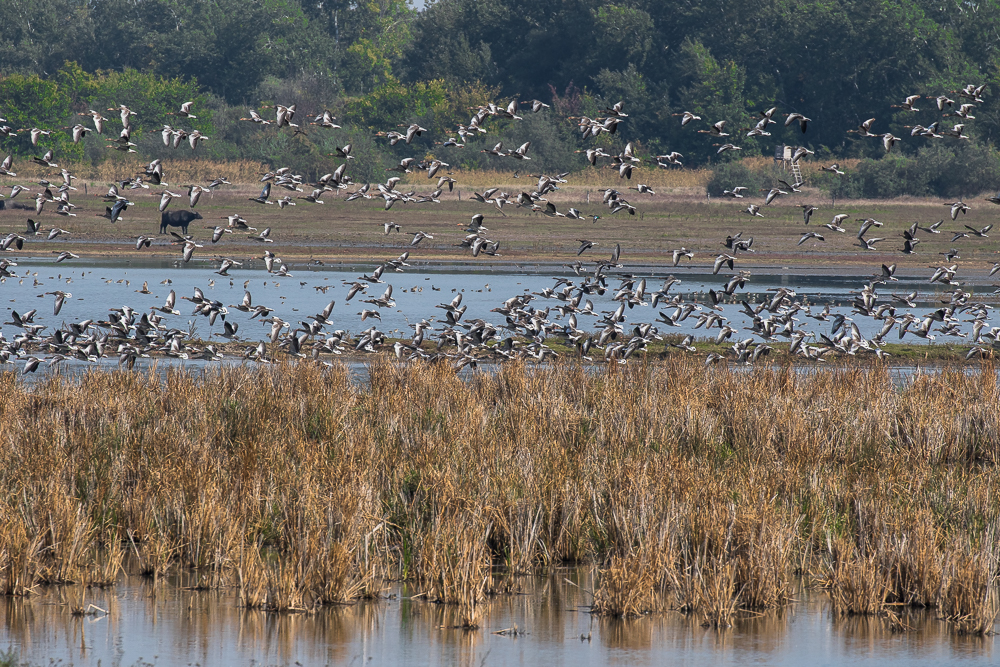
12,158,270,185
440,166,712,190
0,360,996,633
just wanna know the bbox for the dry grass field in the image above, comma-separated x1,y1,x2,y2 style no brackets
3,163,1000,277
0,360,995,631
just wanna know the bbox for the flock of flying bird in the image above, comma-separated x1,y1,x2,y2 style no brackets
1,85,1000,374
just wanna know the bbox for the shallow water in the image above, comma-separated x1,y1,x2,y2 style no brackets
1,570,994,666
13,357,986,394
0,257,987,354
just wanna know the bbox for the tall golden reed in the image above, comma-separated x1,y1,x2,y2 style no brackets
0,359,994,633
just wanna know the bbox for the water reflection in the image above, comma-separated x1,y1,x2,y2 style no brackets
0,572,993,666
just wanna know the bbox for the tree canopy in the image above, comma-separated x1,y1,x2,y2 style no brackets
2,0,1000,172
406,0,1000,162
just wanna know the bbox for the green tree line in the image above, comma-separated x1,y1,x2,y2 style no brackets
2,0,1000,194
407,0,1000,160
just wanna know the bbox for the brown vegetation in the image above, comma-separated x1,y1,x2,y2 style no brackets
9,158,269,187
445,166,712,192
0,359,995,634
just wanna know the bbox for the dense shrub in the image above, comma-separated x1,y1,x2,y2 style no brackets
919,142,1000,197
706,160,773,197
818,143,1000,199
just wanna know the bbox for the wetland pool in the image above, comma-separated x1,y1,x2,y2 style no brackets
0,258,986,353
1,570,995,667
